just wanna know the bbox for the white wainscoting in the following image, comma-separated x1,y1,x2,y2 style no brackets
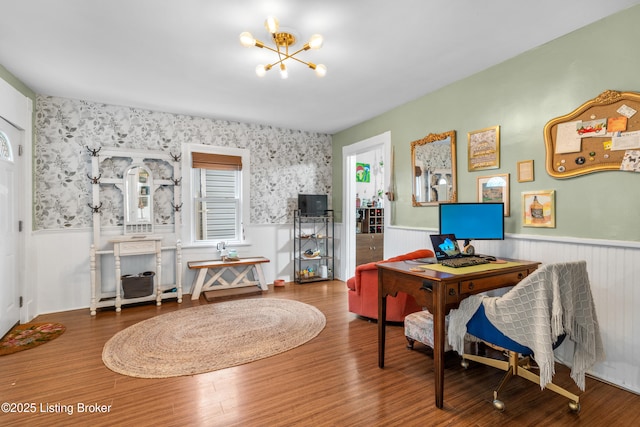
30,224,639,393
31,225,300,315
382,225,640,394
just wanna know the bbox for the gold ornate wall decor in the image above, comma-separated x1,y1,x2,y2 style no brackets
544,90,640,178
410,130,457,206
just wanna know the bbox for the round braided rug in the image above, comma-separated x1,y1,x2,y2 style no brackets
102,298,326,378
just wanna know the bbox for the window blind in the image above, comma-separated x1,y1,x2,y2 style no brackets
195,168,239,241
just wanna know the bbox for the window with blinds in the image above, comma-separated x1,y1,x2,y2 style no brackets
192,152,242,242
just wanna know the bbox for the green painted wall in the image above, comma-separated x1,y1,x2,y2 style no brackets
332,5,640,242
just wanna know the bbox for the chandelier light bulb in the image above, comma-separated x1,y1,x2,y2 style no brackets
315,64,327,78
239,32,256,47
264,16,279,34
255,64,267,77
279,63,288,79
308,34,324,50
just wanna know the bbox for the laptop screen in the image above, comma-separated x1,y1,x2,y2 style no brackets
430,234,462,260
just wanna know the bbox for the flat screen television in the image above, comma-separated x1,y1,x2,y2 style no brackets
439,202,504,245
298,194,328,216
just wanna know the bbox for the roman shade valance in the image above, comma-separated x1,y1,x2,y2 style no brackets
192,152,242,170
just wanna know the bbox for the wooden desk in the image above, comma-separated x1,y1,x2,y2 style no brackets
377,259,540,409
188,257,270,300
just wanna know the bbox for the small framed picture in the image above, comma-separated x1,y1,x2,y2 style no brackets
468,125,500,171
522,190,555,228
477,173,510,216
356,163,370,182
517,160,534,182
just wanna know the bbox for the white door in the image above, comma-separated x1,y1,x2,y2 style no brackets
0,117,22,336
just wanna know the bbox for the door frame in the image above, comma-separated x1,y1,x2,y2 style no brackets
0,77,35,323
341,131,391,280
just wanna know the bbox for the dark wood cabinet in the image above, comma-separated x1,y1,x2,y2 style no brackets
356,233,384,266
356,208,384,265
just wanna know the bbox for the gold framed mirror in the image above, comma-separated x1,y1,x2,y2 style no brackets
411,130,457,206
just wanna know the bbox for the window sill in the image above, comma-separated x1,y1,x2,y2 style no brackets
181,240,251,250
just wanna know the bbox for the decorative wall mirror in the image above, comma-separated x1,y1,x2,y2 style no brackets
411,130,457,206
124,164,154,234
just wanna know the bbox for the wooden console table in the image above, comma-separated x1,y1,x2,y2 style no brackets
377,258,540,408
188,257,270,300
89,235,183,315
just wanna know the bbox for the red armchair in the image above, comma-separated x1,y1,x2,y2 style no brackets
346,249,434,322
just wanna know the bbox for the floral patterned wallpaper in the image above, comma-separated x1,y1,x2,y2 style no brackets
34,95,332,230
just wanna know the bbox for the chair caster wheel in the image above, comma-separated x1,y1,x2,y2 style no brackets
461,359,469,369
569,401,581,413
493,399,505,411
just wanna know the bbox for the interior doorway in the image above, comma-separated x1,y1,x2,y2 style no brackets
341,131,391,280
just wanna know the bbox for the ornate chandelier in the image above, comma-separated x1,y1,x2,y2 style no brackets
240,16,327,79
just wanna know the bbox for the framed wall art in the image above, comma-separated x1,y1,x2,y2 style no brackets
468,125,500,171
517,159,534,182
477,173,510,216
355,162,370,182
522,190,555,228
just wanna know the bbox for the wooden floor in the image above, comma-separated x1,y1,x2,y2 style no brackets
1,281,639,427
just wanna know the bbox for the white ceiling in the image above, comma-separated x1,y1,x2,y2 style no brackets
1,0,639,134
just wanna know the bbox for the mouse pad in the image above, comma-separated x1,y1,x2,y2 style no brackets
419,261,523,274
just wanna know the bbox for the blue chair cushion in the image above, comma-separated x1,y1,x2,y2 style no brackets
466,304,533,355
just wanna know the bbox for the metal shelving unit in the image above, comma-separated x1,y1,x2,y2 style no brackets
294,209,334,283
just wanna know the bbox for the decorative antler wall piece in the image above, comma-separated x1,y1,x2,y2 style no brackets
172,177,182,186
169,152,181,162
86,146,102,157
171,202,183,212
87,202,103,213
87,173,102,184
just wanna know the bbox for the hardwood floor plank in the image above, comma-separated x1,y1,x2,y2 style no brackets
1,280,638,426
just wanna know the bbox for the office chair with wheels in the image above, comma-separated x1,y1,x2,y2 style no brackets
448,261,605,412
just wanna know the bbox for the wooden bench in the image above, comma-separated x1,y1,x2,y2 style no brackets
188,257,270,300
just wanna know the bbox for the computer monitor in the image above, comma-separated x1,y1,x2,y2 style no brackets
439,202,504,247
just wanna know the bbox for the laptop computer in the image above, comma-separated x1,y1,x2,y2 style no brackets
430,234,464,261
406,234,463,265
428,234,490,267
407,234,491,267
